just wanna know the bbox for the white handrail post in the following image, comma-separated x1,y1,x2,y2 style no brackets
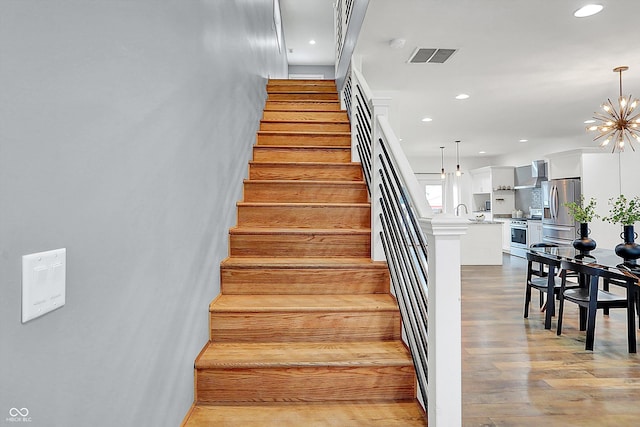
349,66,359,162
420,214,468,427
370,97,391,261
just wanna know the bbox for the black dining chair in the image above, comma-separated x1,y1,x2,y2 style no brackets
524,243,574,329
525,251,561,329
556,259,638,352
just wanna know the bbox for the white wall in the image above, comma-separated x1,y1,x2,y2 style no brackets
289,65,335,79
0,1,287,426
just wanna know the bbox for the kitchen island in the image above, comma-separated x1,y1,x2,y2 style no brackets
460,220,503,265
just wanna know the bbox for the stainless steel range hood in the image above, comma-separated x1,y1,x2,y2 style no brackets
514,160,547,189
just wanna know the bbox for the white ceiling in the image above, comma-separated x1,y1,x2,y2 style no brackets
280,0,640,161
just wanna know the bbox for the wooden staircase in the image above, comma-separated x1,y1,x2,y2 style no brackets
181,79,427,426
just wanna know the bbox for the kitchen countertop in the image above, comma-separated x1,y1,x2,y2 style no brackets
468,220,502,225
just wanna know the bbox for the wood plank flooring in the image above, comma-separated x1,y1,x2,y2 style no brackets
462,254,640,426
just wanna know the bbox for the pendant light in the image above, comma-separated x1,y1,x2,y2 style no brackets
440,146,445,179
455,140,462,176
588,66,640,152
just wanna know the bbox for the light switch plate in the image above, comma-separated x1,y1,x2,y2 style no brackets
22,248,66,323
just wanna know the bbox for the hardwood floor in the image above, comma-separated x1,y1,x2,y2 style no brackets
462,254,640,426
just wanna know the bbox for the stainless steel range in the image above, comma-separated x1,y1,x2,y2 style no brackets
510,208,543,258
510,219,528,258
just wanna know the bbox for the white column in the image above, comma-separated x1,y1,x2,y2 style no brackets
421,213,468,427
370,97,391,261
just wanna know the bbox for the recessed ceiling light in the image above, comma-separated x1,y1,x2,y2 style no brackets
479,151,486,154
421,117,433,122
584,119,596,124
309,40,316,45
574,4,603,18
519,139,528,143
455,94,470,100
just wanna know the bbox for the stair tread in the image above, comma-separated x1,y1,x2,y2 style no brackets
265,108,343,112
243,179,365,185
210,294,398,312
184,401,426,426
258,130,350,136
249,161,360,167
253,144,350,150
237,201,370,207
221,256,386,268
196,341,412,369
230,226,370,234
262,119,350,124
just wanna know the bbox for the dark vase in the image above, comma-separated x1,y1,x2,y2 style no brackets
573,222,597,255
615,225,640,266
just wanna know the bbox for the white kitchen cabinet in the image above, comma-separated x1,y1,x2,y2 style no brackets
470,166,515,215
495,218,511,252
547,150,583,180
460,222,503,265
527,220,543,246
471,169,491,193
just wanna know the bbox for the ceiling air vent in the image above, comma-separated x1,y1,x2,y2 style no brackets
408,48,457,64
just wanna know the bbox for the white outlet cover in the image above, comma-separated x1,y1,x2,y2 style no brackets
22,248,66,323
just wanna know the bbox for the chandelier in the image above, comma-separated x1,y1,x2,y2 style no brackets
588,66,640,152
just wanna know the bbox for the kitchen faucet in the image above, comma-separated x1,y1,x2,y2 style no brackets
455,203,468,216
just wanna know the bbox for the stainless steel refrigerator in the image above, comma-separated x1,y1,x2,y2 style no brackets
542,178,581,246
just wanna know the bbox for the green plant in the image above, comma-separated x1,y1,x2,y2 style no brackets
603,194,640,225
564,196,599,223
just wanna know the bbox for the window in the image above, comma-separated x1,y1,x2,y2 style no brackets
416,174,443,213
425,184,443,213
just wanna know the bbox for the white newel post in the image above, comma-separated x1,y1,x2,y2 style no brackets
370,97,391,261
421,214,468,427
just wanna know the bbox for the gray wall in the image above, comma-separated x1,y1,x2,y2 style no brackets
0,1,287,426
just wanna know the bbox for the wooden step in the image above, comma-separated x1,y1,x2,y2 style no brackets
268,92,339,101
268,79,336,87
262,111,349,122
236,202,370,229
260,121,350,132
183,401,426,426
257,131,351,147
229,227,371,257
252,146,352,163
265,100,342,111
193,341,415,404
209,294,401,342
220,257,389,295
249,162,363,181
243,180,368,203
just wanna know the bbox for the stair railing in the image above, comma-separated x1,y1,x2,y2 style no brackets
343,64,468,427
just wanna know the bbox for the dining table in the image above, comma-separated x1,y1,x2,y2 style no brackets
528,245,640,352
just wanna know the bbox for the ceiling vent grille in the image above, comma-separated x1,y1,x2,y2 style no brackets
408,48,457,64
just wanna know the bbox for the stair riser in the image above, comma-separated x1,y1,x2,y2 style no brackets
221,268,390,295
229,233,371,257
243,182,368,203
268,79,336,87
262,111,349,122
210,311,401,342
195,366,415,403
252,146,351,163
265,101,342,111
249,164,363,181
237,205,370,229
257,133,350,147
268,93,339,101
260,122,350,132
